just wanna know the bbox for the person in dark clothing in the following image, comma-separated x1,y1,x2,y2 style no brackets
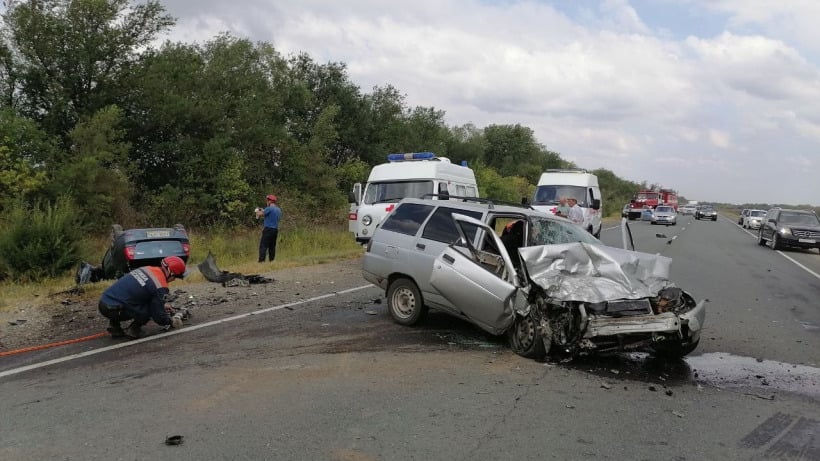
98,256,187,339
500,220,525,269
255,194,282,262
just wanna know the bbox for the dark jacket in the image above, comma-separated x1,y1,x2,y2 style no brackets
100,267,172,326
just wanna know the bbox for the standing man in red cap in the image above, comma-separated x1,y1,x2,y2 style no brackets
255,194,282,262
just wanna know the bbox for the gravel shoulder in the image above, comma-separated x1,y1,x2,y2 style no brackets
0,257,368,354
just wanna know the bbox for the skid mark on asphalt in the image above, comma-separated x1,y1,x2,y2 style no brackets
740,412,820,460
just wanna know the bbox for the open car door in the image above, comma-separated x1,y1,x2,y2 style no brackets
429,213,522,335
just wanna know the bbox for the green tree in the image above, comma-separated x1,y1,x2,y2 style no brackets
483,124,544,182
0,109,54,206
47,105,132,227
3,0,174,142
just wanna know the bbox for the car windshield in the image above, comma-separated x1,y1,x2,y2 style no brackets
362,180,433,204
656,206,673,213
780,213,820,225
749,210,766,217
528,217,601,245
533,185,588,206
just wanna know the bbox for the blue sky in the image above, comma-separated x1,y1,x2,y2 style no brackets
155,0,819,205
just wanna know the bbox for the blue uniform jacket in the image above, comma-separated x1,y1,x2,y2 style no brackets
263,205,282,229
100,267,172,326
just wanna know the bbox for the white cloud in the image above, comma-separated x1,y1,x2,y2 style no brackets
154,0,820,205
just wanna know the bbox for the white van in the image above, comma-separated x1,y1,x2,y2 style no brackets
349,152,479,243
530,169,603,238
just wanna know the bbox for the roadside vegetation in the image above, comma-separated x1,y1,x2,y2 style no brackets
1,1,814,293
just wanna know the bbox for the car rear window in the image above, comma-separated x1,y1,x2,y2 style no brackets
421,207,483,244
380,203,435,236
133,240,185,258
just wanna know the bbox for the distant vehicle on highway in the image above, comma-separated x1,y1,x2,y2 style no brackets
679,204,697,215
742,209,766,230
696,206,718,221
757,208,820,252
651,206,677,226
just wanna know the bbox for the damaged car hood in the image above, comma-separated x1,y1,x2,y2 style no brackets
518,243,673,303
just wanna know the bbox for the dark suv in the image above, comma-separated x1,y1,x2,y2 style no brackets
757,208,820,252
695,206,717,221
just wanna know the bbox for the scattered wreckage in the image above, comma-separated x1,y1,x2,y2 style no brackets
431,214,705,360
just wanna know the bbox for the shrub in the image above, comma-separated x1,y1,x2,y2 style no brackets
0,198,84,282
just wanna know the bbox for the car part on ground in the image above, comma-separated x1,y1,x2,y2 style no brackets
197,251,273,286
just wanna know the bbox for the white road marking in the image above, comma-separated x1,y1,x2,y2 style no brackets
738,224,820,281
0,284,377,379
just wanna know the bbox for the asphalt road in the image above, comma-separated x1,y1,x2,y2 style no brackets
1,213,819,461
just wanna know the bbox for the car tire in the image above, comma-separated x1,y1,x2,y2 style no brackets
771,233,781,250
711,217,717,221
387,277,427,326
508,312,547,360
653,337,700,359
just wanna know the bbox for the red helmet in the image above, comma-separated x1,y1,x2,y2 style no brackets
266,194,277,202
161,256,187,278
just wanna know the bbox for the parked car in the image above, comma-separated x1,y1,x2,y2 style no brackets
362,197,705,361
651,205,677,226
100,224,191,279
757,208,820,252
695,206,717,221
742,209,766,230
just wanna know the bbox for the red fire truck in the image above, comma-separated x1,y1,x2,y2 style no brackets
626,188,678,220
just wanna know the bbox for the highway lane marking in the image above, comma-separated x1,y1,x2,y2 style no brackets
737,223,820,281
0,284,377,379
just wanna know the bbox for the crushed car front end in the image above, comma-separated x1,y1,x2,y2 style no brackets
517,243,705,358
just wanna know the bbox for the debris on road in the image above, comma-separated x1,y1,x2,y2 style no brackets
198,251,273,287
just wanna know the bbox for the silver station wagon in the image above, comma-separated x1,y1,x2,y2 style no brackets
363,197,705,361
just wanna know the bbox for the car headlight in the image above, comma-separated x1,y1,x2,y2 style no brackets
778,227,792,236
362,215,373,226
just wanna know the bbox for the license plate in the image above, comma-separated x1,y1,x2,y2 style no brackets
146,230,171,238
798,238,816,244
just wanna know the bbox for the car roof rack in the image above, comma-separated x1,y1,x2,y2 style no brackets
420,194,535,210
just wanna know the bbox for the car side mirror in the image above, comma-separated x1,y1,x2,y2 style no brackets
591,199,601,210
350,183,362,205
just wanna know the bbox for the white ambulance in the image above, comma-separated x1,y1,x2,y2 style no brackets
348,152,479,244
530,169,603,238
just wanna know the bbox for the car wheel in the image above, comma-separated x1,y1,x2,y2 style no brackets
771,233,782,250
711,217,717,221
508,312,547,360
652,337,700,359
387,277,427,326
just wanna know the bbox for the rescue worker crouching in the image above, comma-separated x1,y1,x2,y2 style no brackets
98,256,187,339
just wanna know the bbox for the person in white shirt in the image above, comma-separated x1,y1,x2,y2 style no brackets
567,198,584,225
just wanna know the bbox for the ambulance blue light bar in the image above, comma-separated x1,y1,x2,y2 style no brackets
386,152,436,162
